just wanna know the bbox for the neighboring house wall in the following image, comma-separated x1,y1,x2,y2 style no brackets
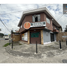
43,30,51,43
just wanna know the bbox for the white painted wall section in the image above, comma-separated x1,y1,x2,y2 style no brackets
22,32,28,41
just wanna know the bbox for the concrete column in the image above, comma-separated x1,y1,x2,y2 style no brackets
41,30,43,45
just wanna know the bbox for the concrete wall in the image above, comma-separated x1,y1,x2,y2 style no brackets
43,30,51,43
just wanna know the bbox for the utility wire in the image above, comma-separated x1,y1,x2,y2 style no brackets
57,14,64,21
0,10,23,15
0,18,11,33
0,4,23,15
0,11,21,33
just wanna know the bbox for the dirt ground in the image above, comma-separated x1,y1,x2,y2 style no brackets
3,41,67,63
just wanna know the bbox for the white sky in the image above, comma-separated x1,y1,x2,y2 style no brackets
0,4,67,34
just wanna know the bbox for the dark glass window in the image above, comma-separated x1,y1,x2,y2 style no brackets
31,32,40,38
32,15,40,22
35,16,38,22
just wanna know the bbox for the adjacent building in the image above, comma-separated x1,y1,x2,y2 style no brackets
18,7,62,45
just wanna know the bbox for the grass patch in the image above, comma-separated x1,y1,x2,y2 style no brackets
3,43,10,47
19,43,22,45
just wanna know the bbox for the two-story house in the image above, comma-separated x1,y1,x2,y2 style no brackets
18,7,62,45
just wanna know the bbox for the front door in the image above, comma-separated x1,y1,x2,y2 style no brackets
50,33,54,42
30,30,41,44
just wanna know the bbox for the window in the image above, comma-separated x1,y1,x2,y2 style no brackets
46,17,50,24
31,32,40,38
35,16,38,22
32,15,40,22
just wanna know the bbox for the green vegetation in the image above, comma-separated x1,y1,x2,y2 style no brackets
19,43,22,45
3,43,10,47
0,33,4,38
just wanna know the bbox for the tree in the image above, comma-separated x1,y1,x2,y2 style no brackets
64,25,67,32
0,33,4,37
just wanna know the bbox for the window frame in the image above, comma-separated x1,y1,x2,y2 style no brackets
46,16,50,24
32,14,40,22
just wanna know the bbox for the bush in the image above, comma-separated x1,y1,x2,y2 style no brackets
3,43,10,47
19,43,22,45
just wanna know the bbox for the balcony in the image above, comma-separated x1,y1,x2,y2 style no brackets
52,27,59,32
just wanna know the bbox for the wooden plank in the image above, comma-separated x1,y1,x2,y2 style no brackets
13,34,21,42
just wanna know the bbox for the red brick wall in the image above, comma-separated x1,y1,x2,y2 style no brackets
46,19,53,31
19,12,54,33
19,12,47,33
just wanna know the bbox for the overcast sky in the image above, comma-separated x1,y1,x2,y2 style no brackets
0,4,67,34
